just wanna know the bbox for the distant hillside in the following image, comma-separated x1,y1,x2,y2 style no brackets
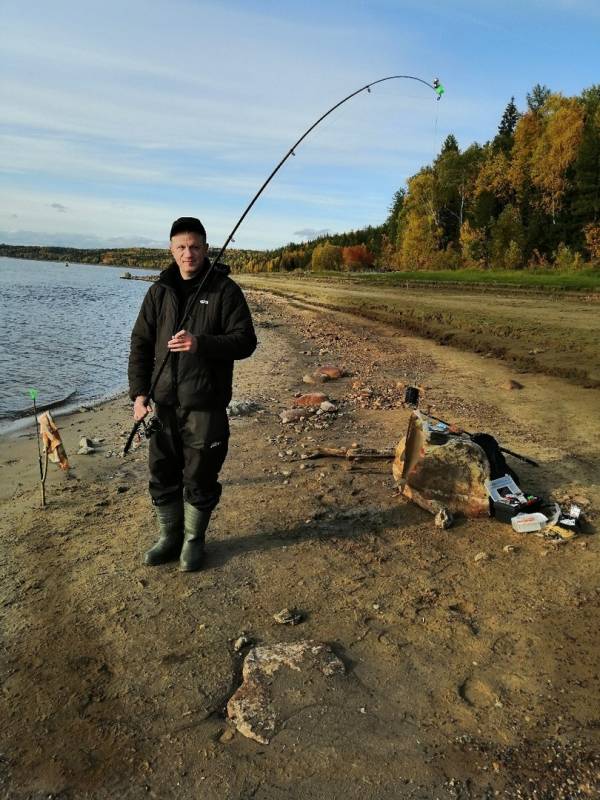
0,244,261,272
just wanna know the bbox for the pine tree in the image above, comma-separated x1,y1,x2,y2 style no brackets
526,84,551,113
494,97,520,152
385,189,405,245
498,97,520,136
440,134,459,154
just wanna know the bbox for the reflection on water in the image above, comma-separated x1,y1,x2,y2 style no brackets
0,257,159,424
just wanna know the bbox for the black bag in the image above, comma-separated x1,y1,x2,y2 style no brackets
470,432,520,484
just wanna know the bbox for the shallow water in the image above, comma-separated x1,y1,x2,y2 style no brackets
0,257,159,428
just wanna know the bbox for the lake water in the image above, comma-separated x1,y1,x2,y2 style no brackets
0,257,159,431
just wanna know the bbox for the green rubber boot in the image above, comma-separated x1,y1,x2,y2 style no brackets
144,500,184,566
179,502,211,572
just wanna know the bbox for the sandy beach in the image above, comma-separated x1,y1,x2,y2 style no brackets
1,289,599,799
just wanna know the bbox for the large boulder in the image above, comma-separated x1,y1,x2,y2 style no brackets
393,411,491,517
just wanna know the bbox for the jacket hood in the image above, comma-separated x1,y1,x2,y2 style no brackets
158,259,230,288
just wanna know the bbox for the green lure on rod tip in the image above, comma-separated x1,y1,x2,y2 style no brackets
28,388,39,401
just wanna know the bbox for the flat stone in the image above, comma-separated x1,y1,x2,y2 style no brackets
314,365,344,380
228,400,261,417
227,641,345,744
319,401,337,413
293,393,328,408
280,408,315,424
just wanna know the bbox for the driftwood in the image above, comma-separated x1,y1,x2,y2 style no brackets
302,446,395,462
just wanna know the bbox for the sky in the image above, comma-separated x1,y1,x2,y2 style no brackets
1,0,599,251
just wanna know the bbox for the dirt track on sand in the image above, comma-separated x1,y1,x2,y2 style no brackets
0,289,599,799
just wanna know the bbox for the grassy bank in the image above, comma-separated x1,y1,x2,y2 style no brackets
239,268,600,293
238,273,600,388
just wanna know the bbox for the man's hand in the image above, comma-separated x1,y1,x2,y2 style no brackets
167,329,198,353
133,395,152,422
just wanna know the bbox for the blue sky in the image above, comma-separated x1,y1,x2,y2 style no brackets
1,0,599,250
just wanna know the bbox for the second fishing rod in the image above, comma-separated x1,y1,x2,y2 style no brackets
124,74,444,454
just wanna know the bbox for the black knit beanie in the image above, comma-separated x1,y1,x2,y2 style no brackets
169,217,207,240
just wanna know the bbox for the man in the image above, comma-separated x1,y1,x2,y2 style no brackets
128,217,257,571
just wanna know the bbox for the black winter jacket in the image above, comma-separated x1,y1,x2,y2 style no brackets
128,261,257,410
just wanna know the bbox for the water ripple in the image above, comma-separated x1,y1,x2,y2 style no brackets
0,258,158,421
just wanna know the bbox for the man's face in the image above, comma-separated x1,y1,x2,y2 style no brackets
170,232,208,279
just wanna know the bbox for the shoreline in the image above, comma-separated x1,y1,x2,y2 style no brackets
0,290,599,797
0,388,131,440
0,391,135,502
0,254,162,271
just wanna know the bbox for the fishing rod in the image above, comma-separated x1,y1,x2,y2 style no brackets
429,412,538,467
124,74,444,454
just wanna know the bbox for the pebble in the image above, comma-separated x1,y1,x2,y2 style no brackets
505,379,524,391
273,608,303,625
227,400,260,417
435,508,454,529
234,635,252,652
474,551,489,563
319,401,337,413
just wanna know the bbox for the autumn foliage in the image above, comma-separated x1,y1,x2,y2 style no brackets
341,244,374,271
236,83,600,275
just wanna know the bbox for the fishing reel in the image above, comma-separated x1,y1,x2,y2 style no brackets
141,415,163,439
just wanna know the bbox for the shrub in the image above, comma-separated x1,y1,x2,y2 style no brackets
460,221,487,269
311,242,343,272
504,240,524,270
341,244,374,271
583,223,600,262
553,243,585,271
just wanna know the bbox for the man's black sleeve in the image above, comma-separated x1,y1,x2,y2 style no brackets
195,282,257,360
128,289,157,399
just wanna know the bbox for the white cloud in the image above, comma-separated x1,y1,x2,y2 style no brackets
294,228,332,239
3,0,592,250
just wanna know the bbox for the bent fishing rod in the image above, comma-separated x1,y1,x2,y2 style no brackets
124,75,444,454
